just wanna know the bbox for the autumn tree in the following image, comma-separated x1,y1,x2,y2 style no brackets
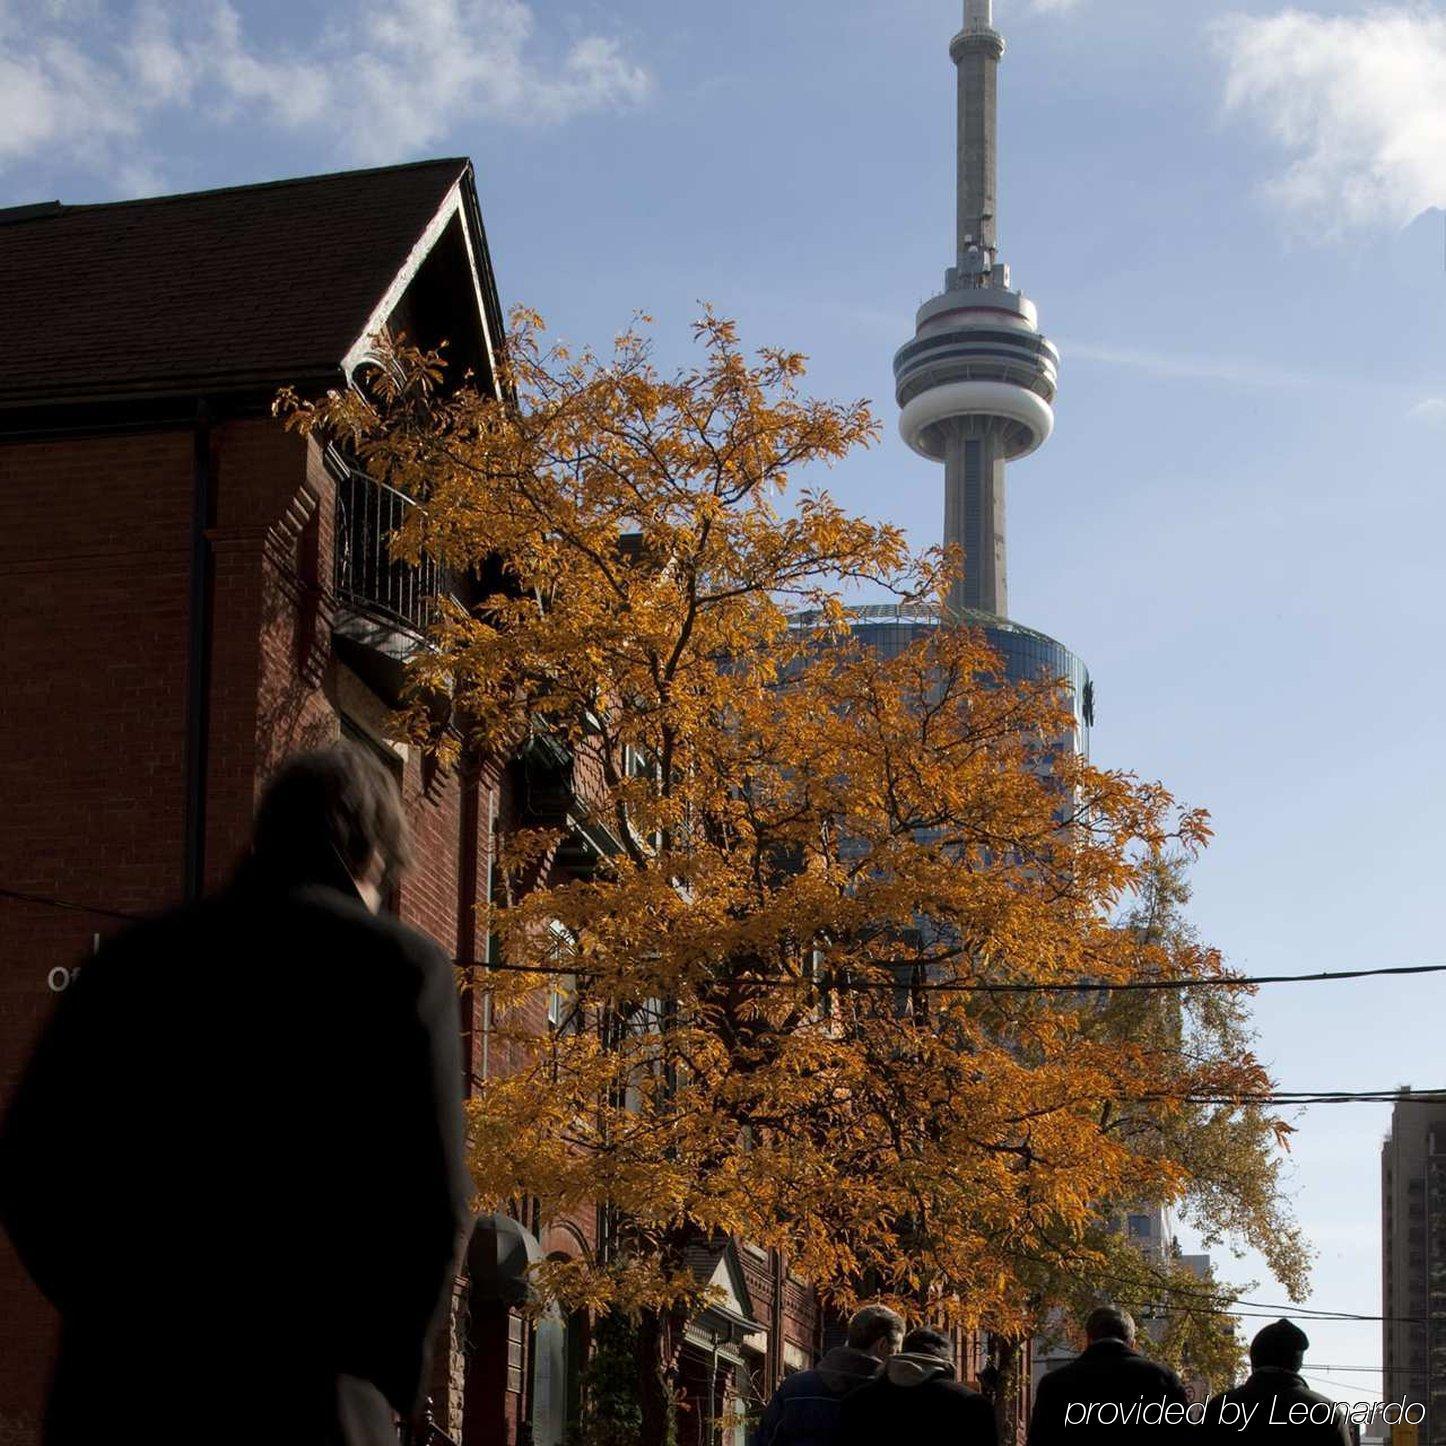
282,313,1303,1445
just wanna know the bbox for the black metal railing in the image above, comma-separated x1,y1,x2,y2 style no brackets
334,469,450,637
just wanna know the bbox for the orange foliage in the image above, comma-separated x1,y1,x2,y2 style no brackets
280,311,1302,1349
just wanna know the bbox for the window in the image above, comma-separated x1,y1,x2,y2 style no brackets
1127,1214,1153,1239
546,920,580,1034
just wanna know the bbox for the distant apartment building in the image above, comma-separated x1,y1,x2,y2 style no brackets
1382,1090,1446,1443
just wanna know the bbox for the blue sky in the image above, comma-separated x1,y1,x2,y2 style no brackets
5,0,1445,1398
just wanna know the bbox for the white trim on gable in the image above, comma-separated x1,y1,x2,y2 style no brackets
341,176,497,386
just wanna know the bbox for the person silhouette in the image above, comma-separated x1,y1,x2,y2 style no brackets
1027,1305,1190,1446
752,1304,905,1446
1202,1319,1352,1446
1,742,473,1446
838,1327,998,1446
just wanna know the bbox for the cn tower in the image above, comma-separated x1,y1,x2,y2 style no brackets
894,0,1060,620
817,1,1091,750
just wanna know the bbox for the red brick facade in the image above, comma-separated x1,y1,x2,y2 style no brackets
0,406,609,1445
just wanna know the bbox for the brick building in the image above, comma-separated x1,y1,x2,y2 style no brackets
0,160,824,1446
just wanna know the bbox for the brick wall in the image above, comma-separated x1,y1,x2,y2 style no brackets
0,426,195,1435
206,420,340,884
0,414,455,1435
0,412,819,1446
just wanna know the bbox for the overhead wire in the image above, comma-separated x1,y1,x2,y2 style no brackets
1299,1374,1387,1397
464,955,1446,995
10,881,1446,997
1008,1250,1423,1325
11,883,1444,1105
0,884,142,924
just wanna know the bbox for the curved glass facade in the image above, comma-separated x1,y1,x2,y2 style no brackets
794,603,1092,758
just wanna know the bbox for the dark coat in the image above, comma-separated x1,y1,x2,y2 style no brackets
838,1354,999,1446
1027,1339,1191,1446
0,860,472,1446
752,1346,883,1446
1203,1368,1353,1446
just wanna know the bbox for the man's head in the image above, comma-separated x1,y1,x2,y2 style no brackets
1084,1305,1137,1347
1250,1318,1309,1373
252,742,412,912
846,1304,907,1361
900,1328,953,1363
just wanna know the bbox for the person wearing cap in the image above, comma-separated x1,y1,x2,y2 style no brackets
1203,1319,1352,1446
1027,1305,1190,1446
837,1327,998,1446
752,1304,906,1446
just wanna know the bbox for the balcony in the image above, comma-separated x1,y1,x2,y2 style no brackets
332,465,452,698
520,731,624,873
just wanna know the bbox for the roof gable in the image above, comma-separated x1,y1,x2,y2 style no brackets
0,158,495,410
685,1238,760,1331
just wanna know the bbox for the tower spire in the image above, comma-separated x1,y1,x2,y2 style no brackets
952,0,1006,282
893,0,1058,618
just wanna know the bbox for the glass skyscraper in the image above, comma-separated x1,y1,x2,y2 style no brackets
797,603,1093,759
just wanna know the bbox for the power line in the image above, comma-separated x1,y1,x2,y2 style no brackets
1228,1310,1406,1324
1300,1373,1386,1397
1070,1278,1417,1326
892,965,1446,995
0,884,141,923
1117,1298,1417,1326
1015,1251,1419,1325
10,881,1446,998
9,885,1444,1103
1197,1300,1407,1324
468,956,1446,995
1135,1093,1446,1108
2,880,1422,1339
13,885,1444,1105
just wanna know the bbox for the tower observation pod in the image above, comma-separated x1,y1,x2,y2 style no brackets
894,0,1059,618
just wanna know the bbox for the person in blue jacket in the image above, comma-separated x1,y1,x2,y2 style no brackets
752,1304,905,1446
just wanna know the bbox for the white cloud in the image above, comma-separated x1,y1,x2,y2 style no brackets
1215,7,1446,237
1410,397,1446,427
1027,0,1084,12
0,0,652,183
0,36,144,166
334,0,652,147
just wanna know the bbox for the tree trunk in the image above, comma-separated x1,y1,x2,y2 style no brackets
637,1305,681,1446
992,1334,1028,1446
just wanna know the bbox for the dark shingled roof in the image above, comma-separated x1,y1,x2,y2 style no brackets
0,157,472,407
